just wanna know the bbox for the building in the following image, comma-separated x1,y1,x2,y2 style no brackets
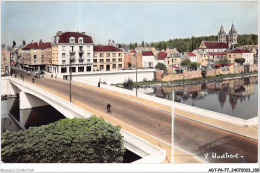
218,24,238,49
133,52,143,69
192,49,209,67
141,51,157,68
227,48,254,65
22,41,52,71
51,31,94,74
1,46,11,74
183,52,197,62
157,52,168,65
199,41,228,63
93,45,124,71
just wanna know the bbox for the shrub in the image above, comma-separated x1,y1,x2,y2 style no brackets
155,62,167,74
234,58,245,65
1,116,125,163
123,78,133,87
201,69,207,78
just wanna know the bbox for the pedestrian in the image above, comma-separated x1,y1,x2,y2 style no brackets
10,72,12,76
32,78,34,83
106,103,111,112
23,75,24,81
15,74,17,78
98,82,101,88
51,74,53,78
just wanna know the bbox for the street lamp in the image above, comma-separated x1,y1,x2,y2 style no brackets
69,55,72,102
135,55,137,97
171,90,175,163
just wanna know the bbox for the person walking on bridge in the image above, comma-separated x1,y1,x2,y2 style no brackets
32,78,35,83
107,103,111,112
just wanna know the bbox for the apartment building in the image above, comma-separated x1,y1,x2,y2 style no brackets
1,46,10,74
93,46,124,71
22,41,52,71
51,31,94,74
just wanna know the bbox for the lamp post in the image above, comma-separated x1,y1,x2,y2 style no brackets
135,55,137,97
69,55,72,102
171,90,175,163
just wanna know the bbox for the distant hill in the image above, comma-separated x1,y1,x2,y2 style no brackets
151,34,258,53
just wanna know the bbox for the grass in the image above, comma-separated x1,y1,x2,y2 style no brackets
113,71,258,87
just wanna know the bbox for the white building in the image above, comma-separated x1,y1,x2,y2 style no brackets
51,31,94,74
183,52,197,62
142,51,157,68
229,48,254,65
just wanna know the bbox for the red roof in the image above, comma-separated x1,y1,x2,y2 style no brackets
171,65,179,69
142,51,154,56
58,32,93,43
204,42,228,49
186,52,196,57
214,63,233,67
130,50,137,53
94,46,122,52
22,42,51,50
157,52,167,60
229,48,252,53
207,52,226,56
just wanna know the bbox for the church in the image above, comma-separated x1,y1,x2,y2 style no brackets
218,24,238,49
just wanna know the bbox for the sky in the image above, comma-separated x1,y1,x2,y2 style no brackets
1,1,258,46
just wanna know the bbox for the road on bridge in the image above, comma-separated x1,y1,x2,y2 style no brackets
12,69,257,163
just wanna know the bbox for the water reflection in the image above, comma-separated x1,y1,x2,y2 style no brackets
134,76,258,119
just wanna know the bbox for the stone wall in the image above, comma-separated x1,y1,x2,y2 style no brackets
155,70,163,81
167,67,173,74
234,65,244,74
207,69,216,77
186,70,202,79
249,64,258,72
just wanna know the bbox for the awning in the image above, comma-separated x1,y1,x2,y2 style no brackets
171,65,179,69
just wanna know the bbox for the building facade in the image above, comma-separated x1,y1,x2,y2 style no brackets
183,52,197,62
227,48,254,65
22,41,52,71
141,51,157,68
51,32,94,74
93,46,124,71
1,46,11,74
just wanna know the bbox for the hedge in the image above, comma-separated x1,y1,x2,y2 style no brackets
1,116,125,163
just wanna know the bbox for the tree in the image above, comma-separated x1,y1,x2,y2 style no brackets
234,58,245,65
129,43,135,49
12,41,16,48
118,44,122,48
1,116,125,163
155,62,167,74
201,69,207,78
181,59,191,67
217,58,229,63
190,62,200,70
142,41,145,47
127,62,132,68
23,40,26,46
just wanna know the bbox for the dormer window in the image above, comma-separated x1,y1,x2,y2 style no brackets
78,37,84,43
70,37,75,43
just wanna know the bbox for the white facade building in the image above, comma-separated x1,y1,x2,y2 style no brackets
142,51,157,68
242,52,254,65
51,31,94,74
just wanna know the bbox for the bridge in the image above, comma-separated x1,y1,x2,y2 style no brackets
2,68,258,163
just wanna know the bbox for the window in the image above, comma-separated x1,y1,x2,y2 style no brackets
62,53,66,58
106,53,110,57
172,59,173,62
87,53,91,57
71,67,76,72
62,46,66,51
112,64,116,68
112,53,116,57
100,59,104,63
87,59,90,63
118,58,122,62
34,55,36,59
78,67,84,72
61,67,67,73
100,65,104,70
93,59,97,63
119,53,122,57
94,53,97,57
70,46,75,52
79,60,83,63
62,60,66,64
41,55,44,59
79,54,83,59
70,37,75,43
100,53,104,57
106,59,110,62
112,58,116,62
118,64,122,68
79,46,83,52
78,38,83,43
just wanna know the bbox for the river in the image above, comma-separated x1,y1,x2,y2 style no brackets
131,76,258,120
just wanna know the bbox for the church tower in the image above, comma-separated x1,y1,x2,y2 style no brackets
227,24,237,49
218,25,226,42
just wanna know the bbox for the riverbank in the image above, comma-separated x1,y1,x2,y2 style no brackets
114,71,258,87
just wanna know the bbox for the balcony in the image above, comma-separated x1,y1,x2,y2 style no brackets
70,56,76,60
69,50,76,54
78,49,84,54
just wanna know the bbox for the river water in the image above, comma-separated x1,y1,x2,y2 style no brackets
132,76,258,120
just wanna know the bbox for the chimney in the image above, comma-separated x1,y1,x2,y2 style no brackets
81,32,86,35
57,31,62,36
39,39,42,42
